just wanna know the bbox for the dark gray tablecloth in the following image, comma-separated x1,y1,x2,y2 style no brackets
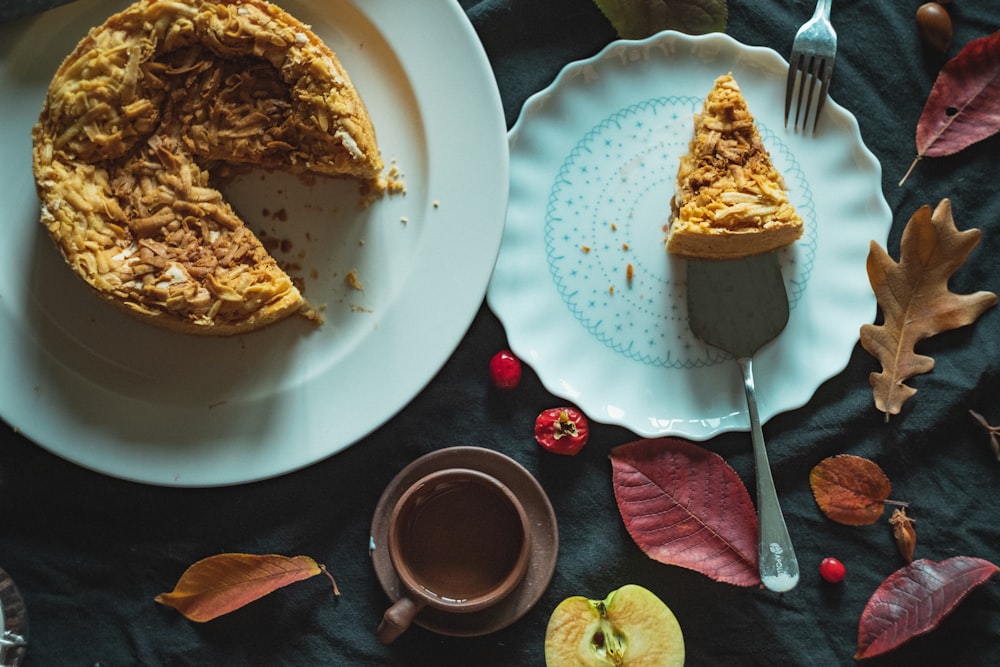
2,0,999,665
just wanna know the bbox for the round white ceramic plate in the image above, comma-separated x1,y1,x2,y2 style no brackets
0,0,508,486
487,30,891,440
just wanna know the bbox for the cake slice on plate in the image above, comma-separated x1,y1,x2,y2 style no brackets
666,73,802,260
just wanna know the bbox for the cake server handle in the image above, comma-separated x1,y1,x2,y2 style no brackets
739,356,799,593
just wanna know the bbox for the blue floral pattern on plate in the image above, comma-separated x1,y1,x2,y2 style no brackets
544,96,817,369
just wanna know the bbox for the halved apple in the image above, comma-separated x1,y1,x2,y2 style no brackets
544,584,684,667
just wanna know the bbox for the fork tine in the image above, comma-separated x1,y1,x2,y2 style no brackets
787,55,832,133
799,57,820,131
812,63,832,133
783,55,802,127
784,0,837,134
804,58,832,133
792,56,814,130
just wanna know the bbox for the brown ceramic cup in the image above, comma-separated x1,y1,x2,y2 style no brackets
376,467,533,644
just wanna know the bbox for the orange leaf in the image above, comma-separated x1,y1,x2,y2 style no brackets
860,199,997,418
155,553,326,622
809,455,891,525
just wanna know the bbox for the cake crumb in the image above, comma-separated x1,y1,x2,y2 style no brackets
385,161,407,196
345,270,364,291
626,263,634,285
299,303,325,324
581,245,591,253
386,178,406,195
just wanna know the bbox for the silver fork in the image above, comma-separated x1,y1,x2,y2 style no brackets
784,0,837,133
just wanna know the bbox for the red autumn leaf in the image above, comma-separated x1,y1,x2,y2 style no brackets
855,556,999,659
859,199,997,418
900,30,1000,184
610,438,759,587
918,31,1000,157
809,455,891,526
155,553,331,622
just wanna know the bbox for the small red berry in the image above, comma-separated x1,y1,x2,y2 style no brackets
819,557,846,583
534,407,590,455
489,350,522,390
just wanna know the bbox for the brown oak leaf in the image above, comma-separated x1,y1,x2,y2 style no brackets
860,199,997,419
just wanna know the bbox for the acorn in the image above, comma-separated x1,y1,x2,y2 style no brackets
916,2,953,53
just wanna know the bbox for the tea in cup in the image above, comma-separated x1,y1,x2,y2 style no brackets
376,467,532,643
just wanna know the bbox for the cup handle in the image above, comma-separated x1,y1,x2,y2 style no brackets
376,595,426,644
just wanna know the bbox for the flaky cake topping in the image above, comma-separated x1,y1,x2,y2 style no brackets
32,0,384,335
666,73,803,260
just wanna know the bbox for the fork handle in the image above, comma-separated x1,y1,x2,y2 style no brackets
738,356,799,593
812,0,832,20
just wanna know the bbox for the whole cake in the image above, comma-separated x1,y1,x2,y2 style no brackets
666,73,802,260
32,0,384,335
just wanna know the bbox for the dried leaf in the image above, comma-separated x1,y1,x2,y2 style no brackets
969,409,1000,462
610,438,759,587
855,556,999,659
901,31,1000,184
889,508,917,563
859,199,997,418
155,553,331,622
591,0,727,38
809,455,891,525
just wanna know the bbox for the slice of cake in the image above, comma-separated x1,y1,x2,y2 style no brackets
32,0,384,335
666,73,802,260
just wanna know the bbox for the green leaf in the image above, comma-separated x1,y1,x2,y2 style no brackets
592,0,727,39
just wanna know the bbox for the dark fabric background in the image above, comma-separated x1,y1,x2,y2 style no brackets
2,1,999,665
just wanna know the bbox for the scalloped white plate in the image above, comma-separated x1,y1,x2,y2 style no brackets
487,31,891,440
0,0,508,486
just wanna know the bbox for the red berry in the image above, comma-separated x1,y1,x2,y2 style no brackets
534,407,590,455
489,350,522,390
819,557,846,583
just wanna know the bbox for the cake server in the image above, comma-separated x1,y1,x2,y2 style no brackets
686,251,799,593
